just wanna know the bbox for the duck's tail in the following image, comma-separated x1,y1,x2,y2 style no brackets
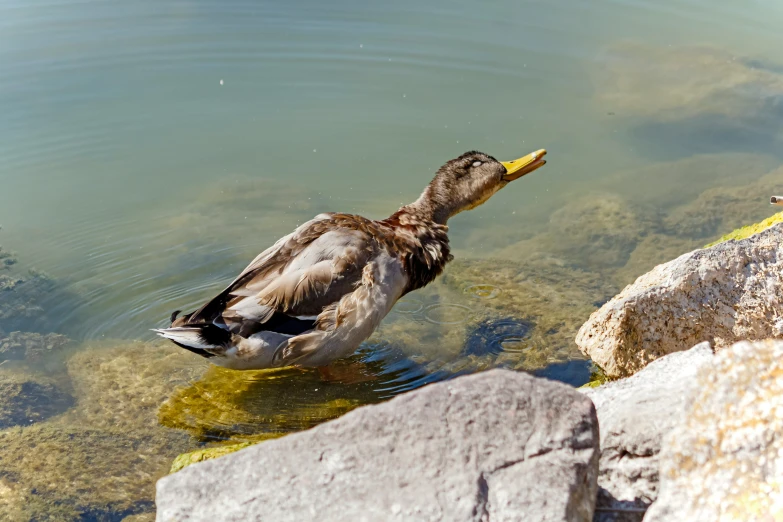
151,323,231,359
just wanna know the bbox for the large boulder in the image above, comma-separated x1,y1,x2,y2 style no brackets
582,343,714,521
576,223,783,378
644,340,783,521
157,370,599,522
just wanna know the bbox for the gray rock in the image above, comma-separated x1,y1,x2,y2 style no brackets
582,343,714,521
157,369,599,522
576,223,783,378
644,340,783,521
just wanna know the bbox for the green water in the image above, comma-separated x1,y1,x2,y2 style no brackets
2,0,783,518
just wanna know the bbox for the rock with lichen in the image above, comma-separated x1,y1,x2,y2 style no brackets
0,371,74,428
644,340,783,521
170,442,256,473
705,209,783,247
577,223,783,378
583,343,714,521
0,331,71,362
613,234,701,289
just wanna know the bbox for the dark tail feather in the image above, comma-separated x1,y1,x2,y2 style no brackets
152,323,231,359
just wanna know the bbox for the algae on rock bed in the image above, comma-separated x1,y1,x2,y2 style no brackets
0,370,74,428
0,267,60,334
665,165,783,242
593,42,783,122
65,340,206,431
158,364,368,442
0,340,205,521
433,256,611,370
0,331,71,363
493,193,657,273
0,423,181,520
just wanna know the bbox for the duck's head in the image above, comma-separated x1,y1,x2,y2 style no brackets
412,149,547,224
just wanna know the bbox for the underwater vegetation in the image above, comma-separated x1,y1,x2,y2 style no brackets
157,353,415,443
0,241,199,520
0,341,200,521
0,371,74,429
0,264,60,335
0,331,71,363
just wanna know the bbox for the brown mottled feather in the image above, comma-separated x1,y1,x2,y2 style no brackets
186,211,451,330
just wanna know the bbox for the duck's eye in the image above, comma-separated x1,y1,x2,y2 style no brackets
472,161,483,168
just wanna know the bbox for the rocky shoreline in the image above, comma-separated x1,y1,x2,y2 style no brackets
157,219,783,521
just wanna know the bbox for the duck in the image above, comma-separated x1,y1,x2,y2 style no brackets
153,149,547,370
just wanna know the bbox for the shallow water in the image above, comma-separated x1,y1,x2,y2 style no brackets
2,0,783,517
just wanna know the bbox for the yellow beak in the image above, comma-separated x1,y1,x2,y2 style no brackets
501,149,547,181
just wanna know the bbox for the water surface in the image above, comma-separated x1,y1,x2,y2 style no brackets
2,0,783,518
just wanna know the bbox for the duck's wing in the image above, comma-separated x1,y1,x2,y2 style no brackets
185,213,385,335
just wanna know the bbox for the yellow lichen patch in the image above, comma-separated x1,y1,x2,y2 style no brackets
169,441,266,473
579,366,610,389
705,211,783,247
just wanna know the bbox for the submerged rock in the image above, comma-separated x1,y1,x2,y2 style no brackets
0,268,59,334
663,164,783,242
462,317,533,357
596,154,777,215
0,331,71,362
157,364,365,442
645,340,783,521
0,423,177,521
0,371,74,428
156,370,599,522
594,43,783,122
496,194,655,273
0,340,201,520
439,256,612,370
576,223,783,378
66,340,205,431
612,234,701,289
583,343,714,521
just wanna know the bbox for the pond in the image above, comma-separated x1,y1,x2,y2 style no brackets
2,0,783,518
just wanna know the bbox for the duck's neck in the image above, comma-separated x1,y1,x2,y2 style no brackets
383,191,453,294
399,186,452,225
